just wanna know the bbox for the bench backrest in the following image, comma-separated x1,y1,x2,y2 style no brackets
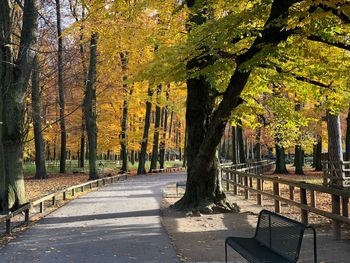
254,210,306,262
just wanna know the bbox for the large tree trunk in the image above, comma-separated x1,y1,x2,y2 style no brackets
137,85,154,175
274,144,289,174
149,84,162,172
0,0,38,210
175,0,295,212
55,0,67,174
294,145,304,175
327,111,343,162
32,56,47,179
84,33,99,180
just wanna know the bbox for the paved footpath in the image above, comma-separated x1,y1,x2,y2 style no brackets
0,174,186,263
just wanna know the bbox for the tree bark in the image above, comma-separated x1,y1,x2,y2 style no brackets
182,125,187,167
274,144,289,174
149,84,162,172
55,0,67,174
315,136,322,171
254,127,262,161
160,87,170,169
232,126,238,164
327,111,343,162
137,85,154,175
237,122,246,163
120,52,132,173
0,0,38,210
84,33,99,180
295,145,304,174
31,56,47,179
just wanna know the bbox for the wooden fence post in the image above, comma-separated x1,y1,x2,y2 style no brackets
273,180,280,213
63,191,66,200
300,187,308,225
233,172,238,195
332,194,341,240
342,197,349,218
257,178,262,206
25,209,29,222
289,186,294,201
52,196,56,206
226,171,230,191
244,175,249,199
40,201,45,213
6,219,11,235
310,190,316,208
72,188,75,196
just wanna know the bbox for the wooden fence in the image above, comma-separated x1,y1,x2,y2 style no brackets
0,174,127,235
222,162,350,239
323,161,350,188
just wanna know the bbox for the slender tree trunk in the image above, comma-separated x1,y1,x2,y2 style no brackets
149,84,162,172
120,52,132,173
232,126,238,164
237,122,246,163
77,7,87,169
84,33,99,180
226,126,231,160
295,145,304,174
55,0,66,174
160,87,170,169
137,86,154,175
32,56,47,179
312,143,316,168
315,136,322,171
274,144,289,174
182,125,187,167
46,141,50,160
221,137,226,159
254,127,262,161
0,0,38,210
168,111,174,140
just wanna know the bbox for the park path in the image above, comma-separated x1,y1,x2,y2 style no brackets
0,173,186,263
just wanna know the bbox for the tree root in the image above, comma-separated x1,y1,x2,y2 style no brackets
172,195,240,215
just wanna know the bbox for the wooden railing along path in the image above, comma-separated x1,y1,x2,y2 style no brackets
0,174,127,235
222,161,350,239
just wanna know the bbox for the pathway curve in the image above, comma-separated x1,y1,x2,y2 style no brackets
0,173,186,263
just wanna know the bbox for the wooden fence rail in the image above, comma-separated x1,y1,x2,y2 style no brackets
0,174,127,235
222,163,350,239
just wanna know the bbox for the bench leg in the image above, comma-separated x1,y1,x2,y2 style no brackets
225,240,228,263
307,226,318,263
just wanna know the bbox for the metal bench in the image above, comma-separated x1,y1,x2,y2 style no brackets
225,210,317,263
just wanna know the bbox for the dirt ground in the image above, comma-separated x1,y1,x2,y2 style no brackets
161,184,259,262
160,166,349,262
